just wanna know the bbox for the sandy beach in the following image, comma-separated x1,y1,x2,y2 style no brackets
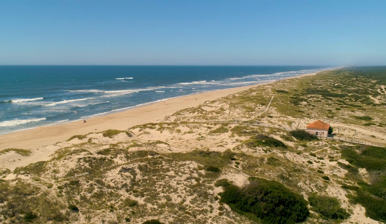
0,73,316,151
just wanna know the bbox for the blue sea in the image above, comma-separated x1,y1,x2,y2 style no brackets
0,66,326,134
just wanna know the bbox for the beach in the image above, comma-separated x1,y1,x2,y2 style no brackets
0,73,316,151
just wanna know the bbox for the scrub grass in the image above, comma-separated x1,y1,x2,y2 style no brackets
245,135,286,148
341,144,386,222
0,148,32,156
309,194,349,220
289,130,317,141
218,178,309,224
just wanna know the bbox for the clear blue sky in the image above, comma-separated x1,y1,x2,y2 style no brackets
1,0,385,65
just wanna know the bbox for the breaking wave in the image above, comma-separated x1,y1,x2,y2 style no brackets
0,97,44,104
178,80,214,85
68,89,105,93
0,118,46,127
46,98,92,107
116,76,134,81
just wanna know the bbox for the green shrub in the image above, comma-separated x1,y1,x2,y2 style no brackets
266,157,281,166
123,198,138,207
205,166,221,173
341,146,386,171
210,126,228,134
14,161,47,176
354,184,386,222
24,212,37,222
341,145,386,222
102,129,123,138
219,178,309,223
215,179,231,187
102,129,131,138
354,115,373,121
289,130,317,141
169,150,235,169
68,204,79,212
67,135,87,141
0,148,32,156
246,135,286,148
231,125,259,136
309,194,349,220
143,220,163,224
275,89,289,94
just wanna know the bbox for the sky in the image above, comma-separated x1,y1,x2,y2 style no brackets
0,0,385,65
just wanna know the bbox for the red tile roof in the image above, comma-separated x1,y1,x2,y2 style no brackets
306,120,330,131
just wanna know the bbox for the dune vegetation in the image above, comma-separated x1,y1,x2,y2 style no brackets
0,68,385,223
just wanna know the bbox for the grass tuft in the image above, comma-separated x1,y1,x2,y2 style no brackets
219,178,309,223
309,194,349,220
289,130,317,141
0,148,32,156
245,135,286,148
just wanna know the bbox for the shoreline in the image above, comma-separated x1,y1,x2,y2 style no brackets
0,72,317,150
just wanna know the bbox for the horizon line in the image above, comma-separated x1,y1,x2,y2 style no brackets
0,64,337,67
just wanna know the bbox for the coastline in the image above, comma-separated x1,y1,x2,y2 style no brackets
0,72,317,150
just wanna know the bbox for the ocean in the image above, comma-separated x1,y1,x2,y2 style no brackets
0,65,325,134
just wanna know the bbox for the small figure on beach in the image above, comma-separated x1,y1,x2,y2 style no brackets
83,120,87,123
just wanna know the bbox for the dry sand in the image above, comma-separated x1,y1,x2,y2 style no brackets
0,73,315,151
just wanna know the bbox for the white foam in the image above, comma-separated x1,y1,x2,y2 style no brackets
74,101,109,108
10,97,44,103
178,80,213,85
46,98,92,107
226,69,316,81
116,76,134,80
68,89,104,93
0,118,46,127
103,86,171,97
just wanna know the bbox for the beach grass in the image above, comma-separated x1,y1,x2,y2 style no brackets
309,194,349,220
0,148,31,156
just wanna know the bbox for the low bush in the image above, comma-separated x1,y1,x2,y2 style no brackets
246,135,286,148
354,183,386,222
143,220,163,224
169,150,235,169
341,146,386,171
275,89,289,94
205,166,221,173
353,115,373,121
67,135,87,141
123,198,138,207
102,129,123,138
309,194,349,220
24,212,38,222
215,179,231,187
14,161,47,176
219,178,309,223
209,126,228,134
68,204,79,212
289,130,317,141
0,148,32,156
341,144,386,222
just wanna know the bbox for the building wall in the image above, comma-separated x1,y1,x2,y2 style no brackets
306,129,328,138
